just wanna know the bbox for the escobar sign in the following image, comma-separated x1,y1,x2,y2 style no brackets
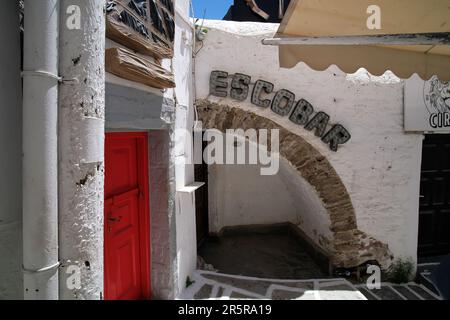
209,71,351,151
405,76,450,132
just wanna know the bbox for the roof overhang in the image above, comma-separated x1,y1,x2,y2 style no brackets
264,0,450,81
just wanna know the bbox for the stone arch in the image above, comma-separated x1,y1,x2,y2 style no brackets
197,99,393,269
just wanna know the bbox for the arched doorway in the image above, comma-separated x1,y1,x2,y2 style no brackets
196,99,392,270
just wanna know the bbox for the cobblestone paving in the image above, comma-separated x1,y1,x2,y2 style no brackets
181,271,442,300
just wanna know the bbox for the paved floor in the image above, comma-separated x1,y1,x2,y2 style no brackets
354,282,441,300
193,230,443,300
182,271,366,300
415,259,448,298
198,232,327,280
181,271,442,300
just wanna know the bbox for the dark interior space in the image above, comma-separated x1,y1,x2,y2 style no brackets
223,0,292,23
198,224,329,280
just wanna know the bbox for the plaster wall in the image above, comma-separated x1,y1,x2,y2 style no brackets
105,83,165,130
148,130,175,299
0,0,23,299
195,20,423,264
209,159,332,250
167,2,197,296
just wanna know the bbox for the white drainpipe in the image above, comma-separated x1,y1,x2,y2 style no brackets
22,0,60,299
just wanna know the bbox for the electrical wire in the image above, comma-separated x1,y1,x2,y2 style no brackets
190,0,200,128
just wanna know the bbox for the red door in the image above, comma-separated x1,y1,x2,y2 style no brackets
104,132,150,300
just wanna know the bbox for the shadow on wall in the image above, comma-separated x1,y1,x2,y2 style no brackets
207,149,334,253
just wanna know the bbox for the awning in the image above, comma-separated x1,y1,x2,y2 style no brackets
264,0,450,81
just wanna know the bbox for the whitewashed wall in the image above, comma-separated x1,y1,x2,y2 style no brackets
207,138,332,250
0,0,23,299
195,20,424,264
169,1,197,297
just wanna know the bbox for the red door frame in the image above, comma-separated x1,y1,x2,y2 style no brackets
104,132,151,300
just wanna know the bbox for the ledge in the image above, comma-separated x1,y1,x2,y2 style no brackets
177,182,205,193
106,73,165,97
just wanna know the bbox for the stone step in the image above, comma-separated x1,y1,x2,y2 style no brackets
407,284,440,300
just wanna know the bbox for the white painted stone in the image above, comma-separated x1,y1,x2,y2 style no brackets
207,137,332,251
58,0,106,300
195,20,423,265
166,2,198,297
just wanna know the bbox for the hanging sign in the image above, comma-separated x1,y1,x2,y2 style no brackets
405,76,450,132
209,70,351,152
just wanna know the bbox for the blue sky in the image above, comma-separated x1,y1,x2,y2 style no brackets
192,0,233,20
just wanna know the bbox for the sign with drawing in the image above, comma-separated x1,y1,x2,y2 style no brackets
405,76,450,132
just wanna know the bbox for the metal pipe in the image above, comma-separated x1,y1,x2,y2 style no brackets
262,32,450,46
22,0,60,300
279,0,285,19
